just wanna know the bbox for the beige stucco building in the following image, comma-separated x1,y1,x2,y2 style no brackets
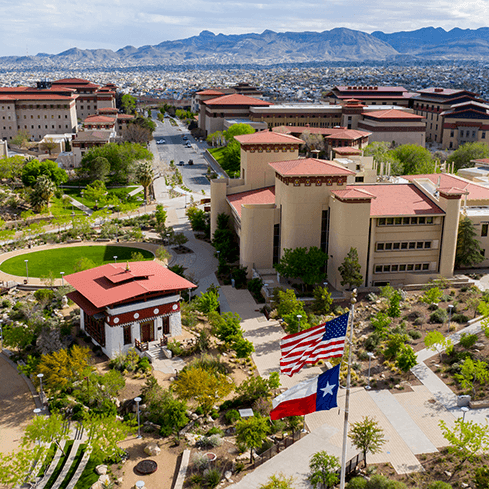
211,131,467,291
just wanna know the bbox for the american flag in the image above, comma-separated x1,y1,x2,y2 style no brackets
280,313,349,377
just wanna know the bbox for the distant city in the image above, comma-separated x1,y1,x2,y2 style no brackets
2,61,489,103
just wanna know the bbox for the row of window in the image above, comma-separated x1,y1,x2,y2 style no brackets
375,263,431,273
378,216,434,226
23,114,69,119
18,104,70,110
376,241,434,251
18,124,71,130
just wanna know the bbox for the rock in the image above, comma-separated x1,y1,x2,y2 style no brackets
225,471,233,481
206,416,214,423
222,352,227,356
462,484,469,488
95,464,107,475
144,442,161,456
90,482,104,489
444,471,452,478
98,475,110,485
116,477,124,485
169,376,175,382
191,413,199,421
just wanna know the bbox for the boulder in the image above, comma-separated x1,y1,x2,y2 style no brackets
90,482,104,489
95,464,107,475
98,475,110,485
225,471,233,481
144,443,161,456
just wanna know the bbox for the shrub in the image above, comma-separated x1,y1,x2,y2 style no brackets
200,434,223,448
367,474,407,489
430,308,448,324
192,452,209,471
404,310,422,321
427,482,453,489
204,468,221,488
195,406,204,416
224,409,240,424
206,426,223,436
2,299,11,308
475,465,489,489
365,332,381,351
452,313,469,324
248,277,264,302
138,356,151,372
459,332,478,349
347,477,368,489
167,340,184,357
407,330,422,340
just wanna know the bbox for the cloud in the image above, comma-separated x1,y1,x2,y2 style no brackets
0,0,488,56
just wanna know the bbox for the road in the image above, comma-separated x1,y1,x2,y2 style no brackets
150,112,210,196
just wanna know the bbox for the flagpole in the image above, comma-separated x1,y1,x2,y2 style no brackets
340,288,357,489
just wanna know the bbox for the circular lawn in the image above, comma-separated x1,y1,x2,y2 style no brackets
0,245,154,278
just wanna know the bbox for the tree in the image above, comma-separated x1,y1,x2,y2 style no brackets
456,216,485,268
420,286,443,306
259,473,296,489
391,144,435,175
300,131,325,157
363,141,402,175
0,155,25,182
338,247,363,290
22,159,68,187
311,285,332,315
174,366,233,414
121,123,152,144
11,129,31,149
0,445,44,488
30,175,56,211
396,344,417,373
213,213,238,263
274,247,328,290
89,156,110,182
236,415,269,463
235,372,280,405
439,418,489,477
447,141,489,171
136,160,154,201
454,357,489,396
155,204,167,227
82,412,135,464
424,331,453,362
40,137,58,155
195,290,220,314
348,416,386,467
224,123,255,142
83,180,107,205
308,451,340,489
121,94,137,114
2,323,36,354
23,411,70,456
36,344,91,393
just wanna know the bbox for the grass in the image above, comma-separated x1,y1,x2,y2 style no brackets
37,444,56,478
73,458,99,489
63,186,142,210
208,146,239,177
43,441,73,489
50,197,85,217
58,444,86,489
0,245,154,277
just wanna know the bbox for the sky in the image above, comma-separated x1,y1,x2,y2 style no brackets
1,0,489,57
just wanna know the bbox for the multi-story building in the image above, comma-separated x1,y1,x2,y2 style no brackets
211,131,464,290
0,83,78,141
51,78,117,122
325,86,412,107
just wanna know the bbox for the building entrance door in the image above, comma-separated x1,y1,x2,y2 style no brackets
140,320,154,343
162,316,170,335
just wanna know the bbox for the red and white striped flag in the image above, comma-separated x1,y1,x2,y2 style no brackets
280,313,349,377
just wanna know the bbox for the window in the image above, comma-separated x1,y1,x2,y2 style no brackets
393,243,400,250
482,224,488,237
422,264,429,270
123,325,131,345
385,243,392,250
417,242,424,249
377,243,384,251
409,242,416,249
424,242,431,249
401,242,408,250
399,264,406,271
411,217,418,224
483,132,486,139
403,217,410,225
391,265,398,272
383,265,391,272
418,217,425,224
375,265,383,273
386,218,394,225
407,264,414,271
415,264,422,271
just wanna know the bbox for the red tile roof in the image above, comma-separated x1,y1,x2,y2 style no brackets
203,94,272,107
197,89,225,95
362,109,425,120
403,173,489,202
65,261,195,309
272,126,370,139
332,188,376,200
72,130,112,142
117,114,135,120
227,187,275,218
349,184,444,216
324,129,371,140
235,131,303,145
269,158,356,177
0,93,75,101
53,78,93,84
84,115,116,123
98,107,118,113
473,158,489,164
336,86,407,93
333,147,363,155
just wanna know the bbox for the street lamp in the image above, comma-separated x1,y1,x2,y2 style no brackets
134,397,142,439
461,406,469,422
37,373,44,406
297,314,302,331
24,259,29,282
114,256,118,263
33,408,41,416
60,272,65,286
365,352,374,390
448,304,454,332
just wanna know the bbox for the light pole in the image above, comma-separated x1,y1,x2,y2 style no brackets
365,352,374,390
448,304,454,332
60,272,65,286
134,397,142,439
24,259,29,282
0,320,3,344
37,373,44,406
461,406,469,422
114,256,118,263
188,288,192,302
297,314,302,331
33,408,41,416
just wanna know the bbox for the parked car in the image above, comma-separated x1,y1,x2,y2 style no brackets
182,136,188,140
178,160,184,166
188,159,194,165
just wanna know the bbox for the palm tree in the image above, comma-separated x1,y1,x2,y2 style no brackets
136,160,154,202
30,175,56,212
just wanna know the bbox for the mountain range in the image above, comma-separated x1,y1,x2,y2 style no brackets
4,27,489,68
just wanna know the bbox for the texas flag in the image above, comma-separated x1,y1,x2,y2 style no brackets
269,364,340,420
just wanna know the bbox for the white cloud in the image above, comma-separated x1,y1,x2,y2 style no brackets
0,0,489,56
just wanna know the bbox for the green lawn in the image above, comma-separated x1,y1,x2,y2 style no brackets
0,245,154,277
208,146,240,177
62,187,142,210
50,197,85,216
